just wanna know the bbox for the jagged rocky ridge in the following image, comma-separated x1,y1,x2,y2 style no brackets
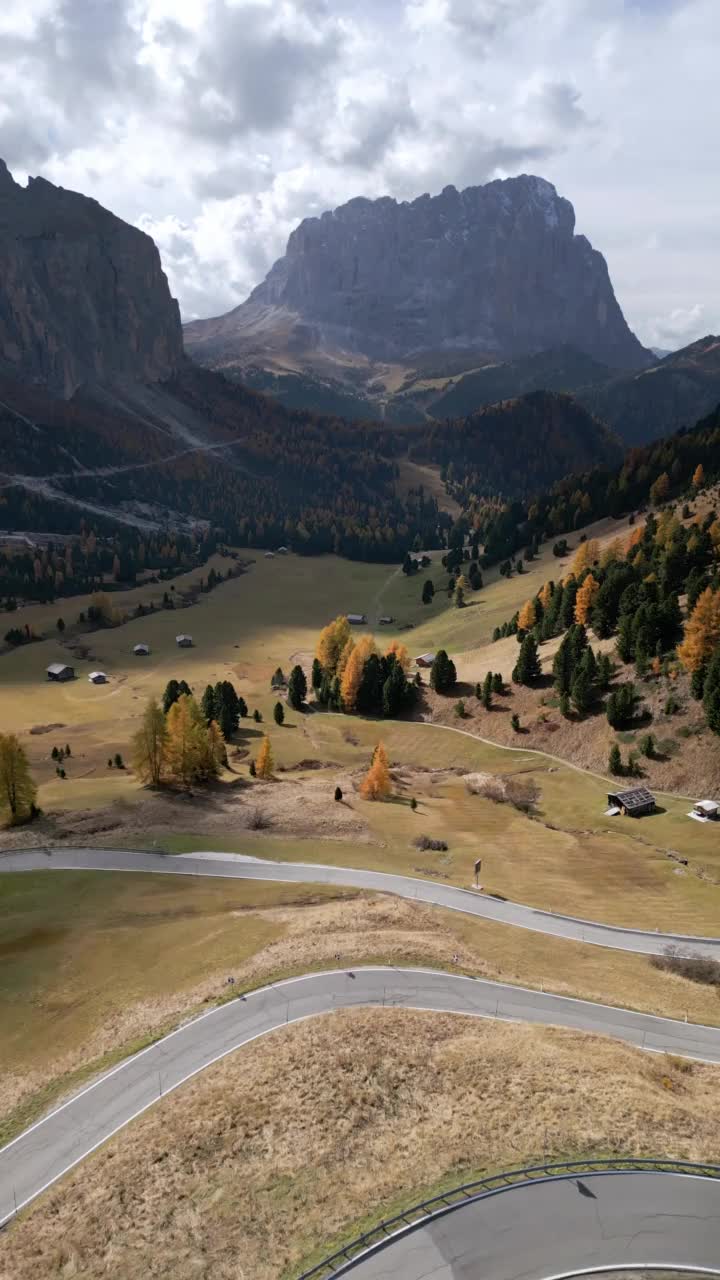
186,175,649,372
0,159,183,398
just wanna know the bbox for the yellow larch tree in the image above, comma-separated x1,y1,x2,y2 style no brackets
316,616,351,675
165,694,207,788
336,636,355,681
574,573,600,625
255,735,274,779
538,581,553,610
678,587,720,672
693,463,705,489
569,539,600,580
385,639,410,672
517,598,537,632
360,742,391,800
0,733,37,823
340,636,377,711
131,697,168,785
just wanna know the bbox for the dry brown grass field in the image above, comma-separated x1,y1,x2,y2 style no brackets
5,864,720,1151
2,1008,719,1280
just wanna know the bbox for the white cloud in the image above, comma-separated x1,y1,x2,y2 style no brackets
0,0,717,346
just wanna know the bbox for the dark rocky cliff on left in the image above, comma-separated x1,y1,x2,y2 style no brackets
0,159,183,399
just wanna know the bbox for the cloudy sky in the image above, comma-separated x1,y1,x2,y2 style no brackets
1,0,717,349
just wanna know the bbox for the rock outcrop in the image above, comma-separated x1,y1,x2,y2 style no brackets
0,159,183,398
186,175,649,373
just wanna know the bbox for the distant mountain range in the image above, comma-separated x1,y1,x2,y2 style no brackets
184,177,720,445
0,157,716,555
185,174,652,418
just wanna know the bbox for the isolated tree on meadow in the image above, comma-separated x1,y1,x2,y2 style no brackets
131,697,168,786
693,463,705,489
273,701,285,726
360,742,391,800
255,735,274,779
0,733,37,823
608,743,623,775
421,579,435,605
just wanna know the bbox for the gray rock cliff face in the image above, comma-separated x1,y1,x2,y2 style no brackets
0,159,183,398
196,175,646,371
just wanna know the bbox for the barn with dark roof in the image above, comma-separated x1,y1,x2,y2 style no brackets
607,787,656,817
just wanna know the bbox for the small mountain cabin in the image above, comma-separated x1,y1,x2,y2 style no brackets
47,663,75,682
133,643,150,656
347,613,367,625
88,671,108,684
175,635,193,647
414,653,436,668
606,787,656,817
692,799,719,821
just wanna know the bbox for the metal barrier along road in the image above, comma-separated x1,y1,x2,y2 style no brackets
294,1158,720,1279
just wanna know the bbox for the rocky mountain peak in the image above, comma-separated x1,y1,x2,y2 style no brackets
189,174,648,376
0,160,183,398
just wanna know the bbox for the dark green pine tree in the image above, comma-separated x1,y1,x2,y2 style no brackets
201,684,217,726
540,583,564,640
273,701,285,726
421,579,435,605
590,580,615,639
571,666,592,717
596,652,613,692
616,612,635,663
491,672,504,695
311,658,324,690
559,580,578,631
691,664,707,701
382,661,408,718
214,680,240,739
481,671,493,710
288,664,308,710
552,633,573,695
608,743,623,776
512,635,541,686
162,679,181,714
702,650,720,735
430,649,457,693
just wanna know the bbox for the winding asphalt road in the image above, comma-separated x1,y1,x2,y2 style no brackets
2,965,720,1233
337,1171,720,1278
3,845,720,959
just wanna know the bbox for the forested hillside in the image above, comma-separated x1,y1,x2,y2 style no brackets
410,391,621,503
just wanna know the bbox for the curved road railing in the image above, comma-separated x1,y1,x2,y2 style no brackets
295,1158,720,1279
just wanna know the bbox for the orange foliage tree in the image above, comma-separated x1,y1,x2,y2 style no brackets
538,581,553,610
693,463,705,489
678,587,720,672
385,639,410,672
316,616,351,676
574,573,600,625
255,735,274,779
360,742,391,800
569,539,600,580
340,636,377,712
517,599,537,632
